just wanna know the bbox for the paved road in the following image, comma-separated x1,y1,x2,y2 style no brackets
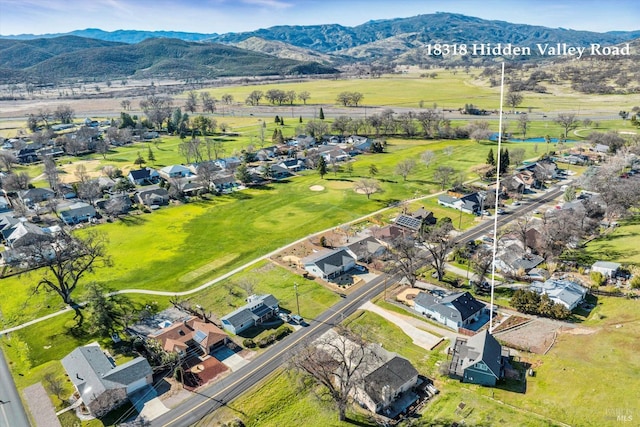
152,184,566,426
0,348,31,427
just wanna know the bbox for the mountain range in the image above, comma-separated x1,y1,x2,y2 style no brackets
1,13,638,84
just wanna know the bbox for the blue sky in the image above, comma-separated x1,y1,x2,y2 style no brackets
0,0,638,36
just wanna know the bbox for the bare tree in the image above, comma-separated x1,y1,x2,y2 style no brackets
422,221,457,281
421,150,435,168
554,113,579,139
200,92,216,113
0,151,17,172
140,95,174,129
508,214,535,252
517,114,530,139
298,91,311,104
433,166,456,190
353,178,381,199
2,172,30,191
471,247,493,285
385,236,426,286
43,156,60,192
184,90,198,113
506,91,524,112
395,159,417,181
10,230,112,320
290,327,377,422
53,105,75,124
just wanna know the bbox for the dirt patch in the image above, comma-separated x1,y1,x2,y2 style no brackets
354,188,378,195
494,319,562,354
562,327,597,335
309,185,325,191
396,287,420,307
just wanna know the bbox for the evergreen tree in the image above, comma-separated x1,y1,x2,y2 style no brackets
317,156,328,179
299,115,303,123
134,152,145,167
235,162,252,184
319,108,325,120
487,148,495,166
369,164,379,177
280,117,285,126
147,145,156,163
272,129,279,143
275,129,284,145
499,148,510,174
275,115,280,123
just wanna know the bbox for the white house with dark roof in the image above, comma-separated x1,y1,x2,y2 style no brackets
302,249,356,281
221,294,279,335
61,344,152,417
414,291,485,330
127,167,159,186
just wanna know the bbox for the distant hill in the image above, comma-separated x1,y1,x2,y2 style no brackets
0,28,217,43
1,13,638,77
214,13,640,54
0,37,338,84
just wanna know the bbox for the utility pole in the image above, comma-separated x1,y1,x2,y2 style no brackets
294,282,300,316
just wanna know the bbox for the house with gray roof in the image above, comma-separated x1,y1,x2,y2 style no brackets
449,330,507,386
59,202,97,225
61,344,152,417
414,291,485,330
158,164,192,180
494,244,544,275
221,294,279,335
19,187,55,205
591,261,621,279
127,167,159,186
302,249,356,281
342,236,385,263
136,187,169,206
530,279,587,310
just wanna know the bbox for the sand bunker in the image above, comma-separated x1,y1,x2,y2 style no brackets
310,185,325,191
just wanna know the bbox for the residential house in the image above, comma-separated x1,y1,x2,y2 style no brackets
61,344,153,417
3,221,49,248
148,317,228,359
96,195,132,215
136,187,169,206
414,291,485,330
316,146,350,163
343,236,385,263
269,164,293,180
411,207,437,226
530,279,588,310
19,187,55,205
394,214,423,232
59,202,97,225
371,224,407,245
16,146,39,164
494,244,544,275
256,146,278,161
449,330,507,386
97,176,117,193
214,157,242,171
128,167,159,186
221,294,279,335
302,249,357,281
211,174,238,193
158,165,192,180
318,329,421,419
277,158,305,172
0,195,10,212
591,261,621,279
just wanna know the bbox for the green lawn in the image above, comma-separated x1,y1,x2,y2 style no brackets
584,216,640,265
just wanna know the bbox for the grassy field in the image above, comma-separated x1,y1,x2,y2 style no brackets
584,216,640,265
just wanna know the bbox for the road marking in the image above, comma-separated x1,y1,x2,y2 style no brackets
161,280,385,427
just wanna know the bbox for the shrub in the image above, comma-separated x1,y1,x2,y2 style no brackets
590,271,606,287
630,276,640,289
275,325,293,340
242,338,256,348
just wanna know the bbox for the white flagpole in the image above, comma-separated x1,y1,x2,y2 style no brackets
489,61,506,333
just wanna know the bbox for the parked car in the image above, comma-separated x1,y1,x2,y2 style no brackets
353,265,367,273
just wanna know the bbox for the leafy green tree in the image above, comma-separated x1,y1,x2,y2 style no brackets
235,163,252,184
317,156,328,179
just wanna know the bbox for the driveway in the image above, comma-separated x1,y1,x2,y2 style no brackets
359,301,444,350
212,347,249,371
130,385,170,421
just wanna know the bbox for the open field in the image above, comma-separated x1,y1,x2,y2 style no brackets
584,215,640,265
